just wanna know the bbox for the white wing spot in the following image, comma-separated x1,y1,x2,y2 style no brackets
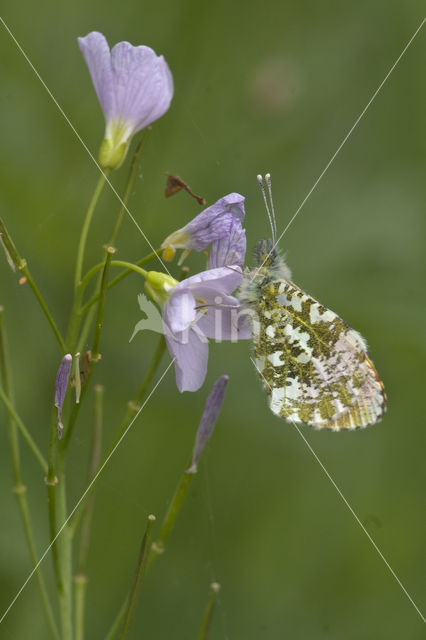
267,351,285,366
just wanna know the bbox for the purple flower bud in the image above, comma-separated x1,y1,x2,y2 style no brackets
55,354,72,439
161,193,246,261
78,32,173,169
187,375,229,474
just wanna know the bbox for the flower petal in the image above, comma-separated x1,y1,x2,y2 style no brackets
110,41,173,130
172,266,243,298
78,32,115,121
166,329,209,392
194,293,252,341
78,32,173,132
208,220,246,268
183,193,245,251
163,289,196,335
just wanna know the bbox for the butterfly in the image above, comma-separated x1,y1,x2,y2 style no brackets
238,175,386,431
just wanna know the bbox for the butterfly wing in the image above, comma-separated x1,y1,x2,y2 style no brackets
252,279,386,430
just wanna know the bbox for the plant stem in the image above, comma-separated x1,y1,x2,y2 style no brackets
108,130,150,247
148,460,194,569
68,336,167,539
0,308,59,639
110,260,148,278
118,515,156,640
91,247,116,361
0,383,48,474
197,583,221,640
80,251,159,315
74,384,104,640
0,217,66,352
109,336,166,452
74,171,110,290
46,404,73,640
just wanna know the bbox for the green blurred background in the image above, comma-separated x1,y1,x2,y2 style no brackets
0,1,425,638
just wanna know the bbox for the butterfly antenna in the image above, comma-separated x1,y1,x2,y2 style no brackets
265,173,277,245
257,174,276,244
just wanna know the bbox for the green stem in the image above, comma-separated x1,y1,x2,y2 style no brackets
46,408,72,640
79,258,150,295
0,309,59,639
80,251,159,315
110,260,148,278
106,461,194,636
118,515,156,640
197,583,221,640
91,248,116,361
68,336,166,539
58,468,73,640
74,171,110,290
0,217,66,352
108,131,150,246
0,382,48,474
75,385,104,640
104,602,127,640
148,461,194,569
109,336,166,452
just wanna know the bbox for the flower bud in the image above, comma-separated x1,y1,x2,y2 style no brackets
186,375,229,473
54,354,73,439
144,271,178,307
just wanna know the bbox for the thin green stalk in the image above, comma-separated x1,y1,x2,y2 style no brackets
64,246,114,451
91,247,116,361
0,309,59,639
46,407,72,640
0,383,48,474
68,336,167,539
61,363,92,452
76,306,97,355
109,336,166,452
80,251,160,315
118,515,156,640
71,134,147,349
197,583,221,640
75,385,104,640
148,459,194,569
105,464,194,638
57,468,73,640
74,171,110,290
0,217,66,352
104,601,127,640
110,260,148,278
108,130,150,246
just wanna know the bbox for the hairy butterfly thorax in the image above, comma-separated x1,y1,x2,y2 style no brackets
238,175,386,432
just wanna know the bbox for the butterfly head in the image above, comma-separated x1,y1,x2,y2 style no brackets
255,238,276,269
253,238,292,282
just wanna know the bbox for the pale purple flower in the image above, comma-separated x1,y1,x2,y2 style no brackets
161,193,246,266
78,31,173,169
187,375,229,474
54,354,72,439
207,218,246,269
162,266,251,392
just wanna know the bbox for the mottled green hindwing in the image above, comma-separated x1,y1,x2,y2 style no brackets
239,241,386,431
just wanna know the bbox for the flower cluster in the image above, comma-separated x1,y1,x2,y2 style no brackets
79,31,251,393
143,195,251,392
